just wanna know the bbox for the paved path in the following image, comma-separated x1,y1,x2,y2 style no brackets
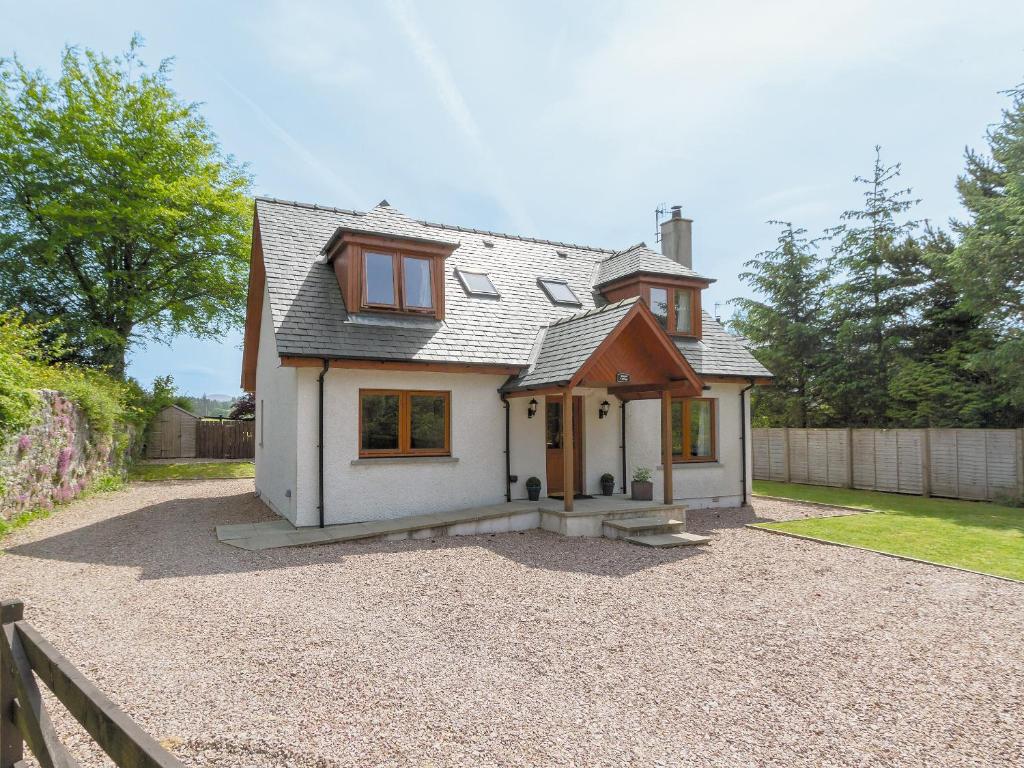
0,479,1021,767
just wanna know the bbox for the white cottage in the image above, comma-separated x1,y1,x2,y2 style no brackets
240,198,771,539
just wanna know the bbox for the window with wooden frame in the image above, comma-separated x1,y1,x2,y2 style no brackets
648,285,698,336
361,250,437,313
359,389,451,458
671,397,716,462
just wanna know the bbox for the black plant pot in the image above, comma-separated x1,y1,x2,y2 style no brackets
631,480,653,501
527,486,541,501
600,481,615,496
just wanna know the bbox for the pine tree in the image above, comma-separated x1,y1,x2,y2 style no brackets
732,221,830,427
822,147,921,426
954,83,1024,414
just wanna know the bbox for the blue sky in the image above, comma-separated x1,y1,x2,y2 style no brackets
3,1,1022,397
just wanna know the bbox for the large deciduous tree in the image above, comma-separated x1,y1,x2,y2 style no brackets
954,83,1024,409
0,36,251,377
731,221,831,427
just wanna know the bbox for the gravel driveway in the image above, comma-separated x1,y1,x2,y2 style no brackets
1,479,1021,767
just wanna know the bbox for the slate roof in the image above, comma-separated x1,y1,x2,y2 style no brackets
503,299,640,391
254,197,771,379
595,243,712,287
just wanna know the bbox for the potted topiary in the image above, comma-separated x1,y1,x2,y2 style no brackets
600,472,615,496
525,476,542,501
631,467,653,501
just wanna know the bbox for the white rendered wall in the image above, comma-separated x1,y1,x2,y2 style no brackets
294,369,509,526
507,389,623,499
254,285,299,522
626,382,750,508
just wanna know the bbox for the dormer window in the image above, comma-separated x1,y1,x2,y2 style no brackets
362,250,435,313
456,268,499,297
647,285,697,336
538,278,581,306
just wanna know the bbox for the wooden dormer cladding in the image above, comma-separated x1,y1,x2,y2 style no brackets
322,232,456,321
599,275,708,339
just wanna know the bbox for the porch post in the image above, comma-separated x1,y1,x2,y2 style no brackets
563,389,574,512
661,389,673,504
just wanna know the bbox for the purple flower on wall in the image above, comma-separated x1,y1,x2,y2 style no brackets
57,448,74,477
17,435,32,454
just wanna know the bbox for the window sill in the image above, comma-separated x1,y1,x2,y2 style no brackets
657,461,723,469
350,456,458,466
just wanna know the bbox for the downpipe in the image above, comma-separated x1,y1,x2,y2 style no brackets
620,400,627,494
500,394,512,503
740,379,755,507
317,358,330,528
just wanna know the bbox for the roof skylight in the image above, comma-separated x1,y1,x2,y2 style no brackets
456,268,500,297
538,278,581,306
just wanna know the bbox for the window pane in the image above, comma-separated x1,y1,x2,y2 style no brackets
410,394,446,450
650,287,669,328
404,257,434,309
671,400,683,455
689,400,713,457
540,279,580,304
365,252,395,305
545,402,561,448
361,394,399,450
674,289,693,333
459,270,498,295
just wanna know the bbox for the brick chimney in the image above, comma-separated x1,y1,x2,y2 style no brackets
660,205,692,269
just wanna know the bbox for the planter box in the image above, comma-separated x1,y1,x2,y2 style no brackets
527,486,541,501
631,480,653,501
600,481,615,496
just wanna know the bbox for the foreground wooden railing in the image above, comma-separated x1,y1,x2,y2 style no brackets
0,599,182,768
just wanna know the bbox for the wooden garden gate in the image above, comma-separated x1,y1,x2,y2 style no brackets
0,599,182,767
196,419,255,459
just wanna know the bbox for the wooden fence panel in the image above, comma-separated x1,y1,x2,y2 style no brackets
826,429,849,486
928,429,959,498
752,429,769,480
789,429,808,483
851,430,875,489
896,430,924,495
756,426,1021,502
195,420,255,459
985,430,1019,498
956,430,988,500
768,429,788,481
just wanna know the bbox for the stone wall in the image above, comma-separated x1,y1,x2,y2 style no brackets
0,390,129,519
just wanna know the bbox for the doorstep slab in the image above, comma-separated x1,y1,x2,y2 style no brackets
623,532,711,548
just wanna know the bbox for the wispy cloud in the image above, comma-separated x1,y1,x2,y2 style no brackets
216,75,360,206
382,0,534,232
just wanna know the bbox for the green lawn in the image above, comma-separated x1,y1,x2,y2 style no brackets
752,480,1024,581
129,462,255,481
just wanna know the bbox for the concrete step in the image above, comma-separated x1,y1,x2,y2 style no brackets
602,517,685,539
623,532,711,548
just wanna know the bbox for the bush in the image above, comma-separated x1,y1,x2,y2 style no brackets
632,467,653,483
0,311,144,444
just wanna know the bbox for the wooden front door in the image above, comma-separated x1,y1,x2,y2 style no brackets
545,396,584,497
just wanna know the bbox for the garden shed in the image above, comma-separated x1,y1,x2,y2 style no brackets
146,405,199,459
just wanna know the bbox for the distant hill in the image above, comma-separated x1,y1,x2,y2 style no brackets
182,394,236,418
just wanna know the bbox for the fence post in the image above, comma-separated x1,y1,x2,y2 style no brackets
0,600,24,768
921,429,931,498
782,428,791,483
1016,428,1024,501
845,428,854,488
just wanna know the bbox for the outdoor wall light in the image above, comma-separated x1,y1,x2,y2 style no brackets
598,400,611,419
527,398,538,418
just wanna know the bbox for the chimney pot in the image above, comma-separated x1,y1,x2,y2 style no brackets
660,204,693,269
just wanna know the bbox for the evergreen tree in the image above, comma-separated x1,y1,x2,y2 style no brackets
954,82,1024,413
886,228,1009,426
822,147,921,426
732,221,830,427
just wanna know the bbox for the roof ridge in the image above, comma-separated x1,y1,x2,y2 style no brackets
418,219,616,254
255,196,364,217
599,242,649,262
